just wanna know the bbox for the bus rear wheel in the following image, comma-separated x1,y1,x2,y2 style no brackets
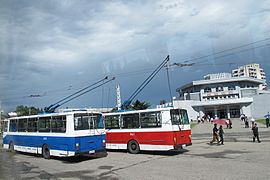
128,140,140,154
9,141,15,152
42,144,51,159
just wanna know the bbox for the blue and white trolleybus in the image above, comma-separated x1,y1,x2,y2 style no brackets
2,111,106,159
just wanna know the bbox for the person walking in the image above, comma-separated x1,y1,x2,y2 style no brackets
219,125,224,145
228,119,232,129
251,123,261,143
266,117,269,128
210,124,219,144
244,117,249,128
265,112,270,128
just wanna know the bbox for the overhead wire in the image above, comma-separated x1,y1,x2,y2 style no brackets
2,37,270,104
178,37,270,65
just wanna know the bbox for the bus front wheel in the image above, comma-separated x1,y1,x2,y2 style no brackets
42,144,51,159
128,140,140,154
9,141,15,152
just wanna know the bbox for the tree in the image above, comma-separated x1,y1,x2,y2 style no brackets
159,99,167,105
15,105,42,116
110,100,151,112
130,100,151,110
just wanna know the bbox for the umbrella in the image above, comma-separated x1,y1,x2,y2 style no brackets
212,119,228,125
264,113,270,118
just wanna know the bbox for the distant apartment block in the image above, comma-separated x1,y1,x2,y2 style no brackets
232,63,267,90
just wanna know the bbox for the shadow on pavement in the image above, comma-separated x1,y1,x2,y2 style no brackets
56,151,108,163
107,148,189,156
12,150,108,163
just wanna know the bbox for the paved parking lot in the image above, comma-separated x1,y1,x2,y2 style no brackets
0,119,270,180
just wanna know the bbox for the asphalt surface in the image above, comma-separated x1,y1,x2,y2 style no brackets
0,119,269,180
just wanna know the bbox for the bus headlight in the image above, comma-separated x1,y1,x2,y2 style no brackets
76,143,80,151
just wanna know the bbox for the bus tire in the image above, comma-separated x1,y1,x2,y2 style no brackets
42,144,51,159
9,141,15,152
128,140,140,154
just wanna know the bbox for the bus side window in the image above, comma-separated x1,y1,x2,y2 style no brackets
170,109,182,125
97,115,104,129
105,115,120,129
28,118,38,132
88,114,94,129
74,114,90,130
180,110,189,124
122,114,139,129
88,114,104,129
18,119,27,132
51,116,66,133
140,112,162,128
38,117,51,132
9,120,17,132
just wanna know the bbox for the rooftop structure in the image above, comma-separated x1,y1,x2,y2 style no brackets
204,73,232,80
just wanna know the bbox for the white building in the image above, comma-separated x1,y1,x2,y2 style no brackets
173,73,270,121
232,63,267,90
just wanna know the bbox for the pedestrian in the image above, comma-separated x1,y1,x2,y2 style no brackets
228,119,232,129
266,118,269,128
265,112,270,128
244,118,249,128
251,123,261,143
210,124,219,144
197,116,201,123
219,125,224,145
240,114,245,122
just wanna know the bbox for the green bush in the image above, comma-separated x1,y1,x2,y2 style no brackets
256,119,266,125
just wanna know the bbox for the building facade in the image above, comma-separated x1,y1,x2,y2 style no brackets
174,73,270,120
232,63,267,90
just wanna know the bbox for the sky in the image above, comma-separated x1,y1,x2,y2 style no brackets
1,0,270,112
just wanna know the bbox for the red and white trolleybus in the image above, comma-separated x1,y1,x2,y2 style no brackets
103,107,192,154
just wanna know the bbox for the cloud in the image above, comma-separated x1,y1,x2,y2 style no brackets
28,47,78,63
1,0,270,112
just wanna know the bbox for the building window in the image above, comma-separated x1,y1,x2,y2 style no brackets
228,86,236,91
204,87,211,93
216,86,223,92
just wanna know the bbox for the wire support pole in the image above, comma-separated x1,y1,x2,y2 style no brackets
165,56,173,106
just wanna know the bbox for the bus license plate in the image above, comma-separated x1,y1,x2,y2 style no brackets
89,150,95,154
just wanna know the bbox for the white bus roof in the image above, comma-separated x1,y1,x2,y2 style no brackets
8,110,102,120
103,107,185,116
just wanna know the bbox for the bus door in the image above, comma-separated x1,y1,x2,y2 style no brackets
83,113,105,151
74,113,96,152
170,109,185,146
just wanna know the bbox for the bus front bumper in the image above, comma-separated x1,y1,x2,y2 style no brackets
174,143,192,150
74,149,107,156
